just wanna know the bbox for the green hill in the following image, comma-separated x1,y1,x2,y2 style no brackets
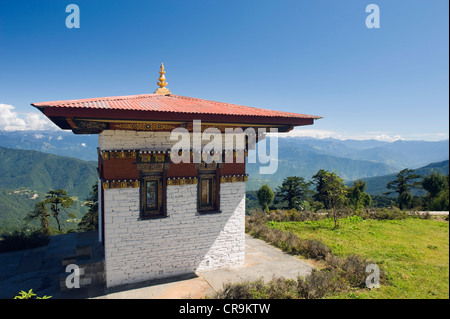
362,160,449,196
0,146,97,232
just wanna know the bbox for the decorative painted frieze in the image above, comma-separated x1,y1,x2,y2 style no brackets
220,175,248,183
102,180,140,189
109,122,179,131
100,149,247,162
167,177,198,186
101,150,137,160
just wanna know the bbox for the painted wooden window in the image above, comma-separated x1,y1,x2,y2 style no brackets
140,175,165,219
200,176,214,208
198,169,220,214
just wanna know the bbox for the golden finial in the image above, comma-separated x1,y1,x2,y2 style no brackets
154,63,171,95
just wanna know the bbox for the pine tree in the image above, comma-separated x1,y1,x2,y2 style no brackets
78,184,99,231
276,176,312,210
348,179,372,210
44,189,74,232
385,169,420,210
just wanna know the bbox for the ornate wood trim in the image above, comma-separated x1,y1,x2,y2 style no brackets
101,150,137,160
167,177,198,186
102,180,140,189
100,149,247,163
220,175,248,183
109,122,179,131
72,119,108,134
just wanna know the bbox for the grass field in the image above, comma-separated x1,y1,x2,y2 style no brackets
269,216,449,299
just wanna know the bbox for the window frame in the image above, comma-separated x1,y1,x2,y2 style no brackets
140,173,166,219
197,167,221,214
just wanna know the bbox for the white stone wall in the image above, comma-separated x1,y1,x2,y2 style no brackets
98,129,255,151
103,182,245,288
99,130,174,151
99,130,246,288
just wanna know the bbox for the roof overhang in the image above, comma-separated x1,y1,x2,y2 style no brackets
32,94,321,134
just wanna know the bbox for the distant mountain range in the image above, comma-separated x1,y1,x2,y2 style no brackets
0,131,98,161
246,136,449,190
0,131,449,198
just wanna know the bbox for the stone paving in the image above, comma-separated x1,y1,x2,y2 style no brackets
0,232,314,299
0,233,79,299
96,235,314,299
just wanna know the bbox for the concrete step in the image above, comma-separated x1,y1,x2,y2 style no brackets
59,260,105,292
59,231,105,294
76,245,91,260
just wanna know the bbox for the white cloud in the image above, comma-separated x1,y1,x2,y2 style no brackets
269,128,406,141
81,143,86,147
369,133,404,142
0,104,27,130
0,103,59,131
270,128,448,142
271,128,342,139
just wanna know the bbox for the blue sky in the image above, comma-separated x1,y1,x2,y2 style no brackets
0,0,448,141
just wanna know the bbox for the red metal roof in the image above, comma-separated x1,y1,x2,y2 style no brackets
32,93,320,120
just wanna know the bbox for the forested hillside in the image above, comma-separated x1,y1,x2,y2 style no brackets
362,160,449,196
0,146,97,232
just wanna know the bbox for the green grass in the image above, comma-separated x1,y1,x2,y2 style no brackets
269,216,449,299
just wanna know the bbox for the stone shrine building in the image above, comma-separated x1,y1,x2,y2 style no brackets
32,64,320,288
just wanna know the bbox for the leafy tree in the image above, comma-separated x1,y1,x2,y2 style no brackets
315,170,348,228
422,173,449,211
385,169,421,210
347,179,372,210
276,176,312,210
257,184,275,212
78,184,99,231
24,202,51,234
429,188,449,211
44,189,74,232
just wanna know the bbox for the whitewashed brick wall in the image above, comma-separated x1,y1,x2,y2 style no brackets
99,130,174,150
98,129,254,151
99,130,246,288
103,182,245,288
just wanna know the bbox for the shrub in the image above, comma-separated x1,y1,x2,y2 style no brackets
339,255,371,288
247,210,332,260
0,229,49,253
303,239,332,260
296,269,345,299
215,280,265,299
214,278,297,299
214,271,347,299
357,207,407,220
14,289,51,299
259,277,298,299
267,209,322,222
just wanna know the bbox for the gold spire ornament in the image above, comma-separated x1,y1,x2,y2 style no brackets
154,63,171,95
